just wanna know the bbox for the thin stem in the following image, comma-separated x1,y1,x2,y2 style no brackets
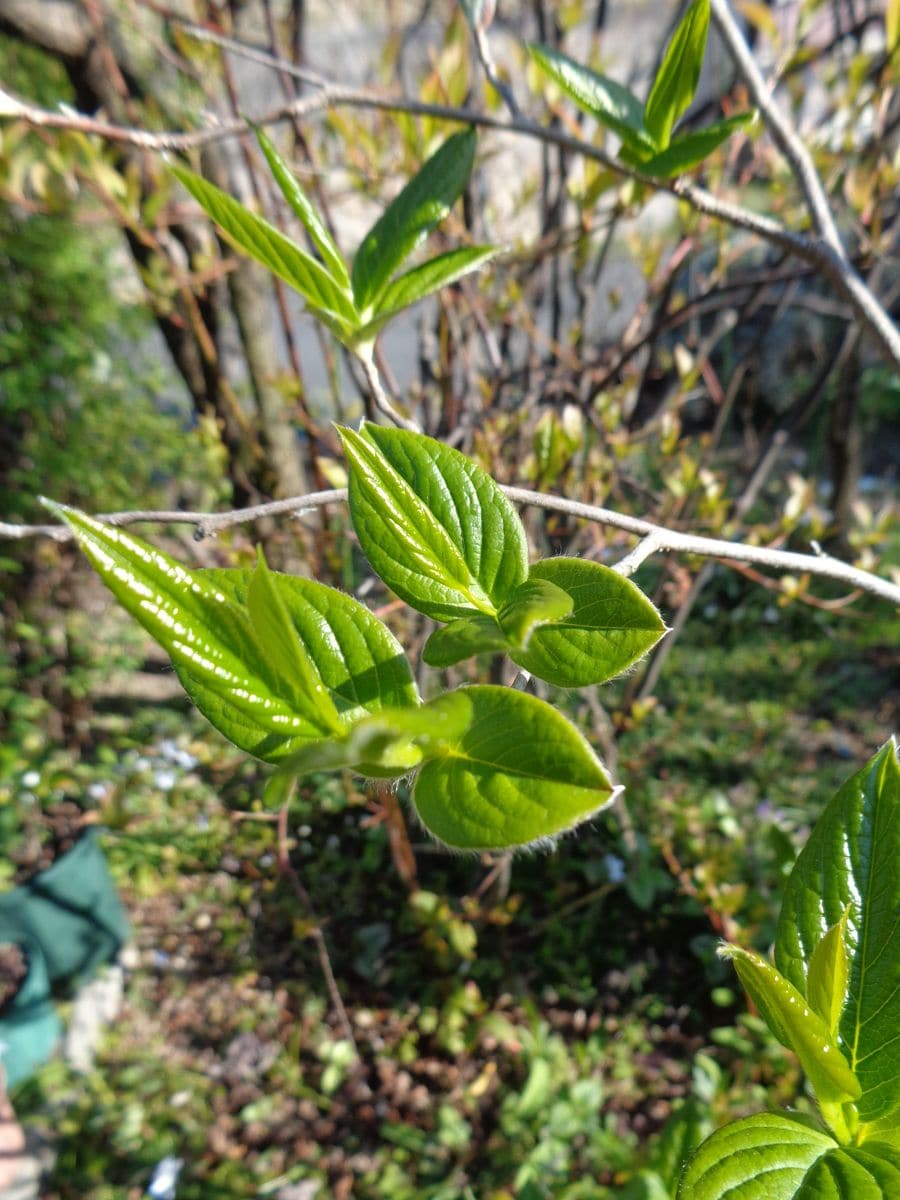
358,350,421,432
10,483,899,605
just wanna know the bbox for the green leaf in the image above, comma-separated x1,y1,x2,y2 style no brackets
644,0,710,150
508,558,666,687
807,909,851,1039
352,244,497,343
170,163,359,333
498,577,573,650
246,549,343,735
775,741,900,1123
411,685,613,849
351,129,477,314
526,43,653,155
795,1145,900,1198
340,423,528,621
254,126,351,289
861,1117,900,1151
269,693,472,781
422,614,508,667
678,1113,837,1200
43,503,418,764
43,503,329,753
185,566,420,761
637,111,756,178
719,945,861,1107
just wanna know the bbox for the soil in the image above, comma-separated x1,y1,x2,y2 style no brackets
8,802,86,888
0,942,27,1011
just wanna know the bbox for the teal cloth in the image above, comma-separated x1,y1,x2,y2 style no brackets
0,830,128,1084
0,828,129,984
0,931,61,1087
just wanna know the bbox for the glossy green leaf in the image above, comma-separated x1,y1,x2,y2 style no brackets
351,129,477,314
184,566,419,762
638,111,756,177
411,685,613,849
861,1116,900,1150
795,1145,900,1198
357,244,497,335
170,163,359,332
509,558,666,687
44,502,418,764
269,693,472,781
422,614,508,667
526,43,652,155
255,127,351,289
340,423,528,621
775,741,900,1122
498,577,573,650
644,0,710,150
44,503,334,754
678,1113,837,1200
719,945,861,1106
807,909,851,1039
246,549,342,735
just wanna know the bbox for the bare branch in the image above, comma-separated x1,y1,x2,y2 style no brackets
709,0,900,368
3,41,899,368
612,532,666,577
5,487,898,607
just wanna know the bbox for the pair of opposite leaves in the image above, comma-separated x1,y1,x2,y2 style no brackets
49,425,665,851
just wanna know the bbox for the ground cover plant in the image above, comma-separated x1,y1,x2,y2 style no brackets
2,0,899,1197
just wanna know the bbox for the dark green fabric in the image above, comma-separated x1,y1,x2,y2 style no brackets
0,930,61,1087
0,829,129,984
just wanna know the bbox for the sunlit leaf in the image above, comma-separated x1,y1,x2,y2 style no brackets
44,503,417,764
351,129,477,313
526,43,652,155
246,549,342,734
498,577,573,650
412,685,613,849
795,1144,900,1198
255,126,351,289
678,1113,837,1199
807,909,851,1039
43,503,314,740
353,244,497,344
269,692,472,781
509,558,666,687
422,614,508,667
170,164,359,332
191,566,420,760
775,741,900,1122
340,423,528,621
638,111,755,178
719,944,861,1107
644,0,710,149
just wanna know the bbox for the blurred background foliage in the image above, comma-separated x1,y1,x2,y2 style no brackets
0,0,897,1196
